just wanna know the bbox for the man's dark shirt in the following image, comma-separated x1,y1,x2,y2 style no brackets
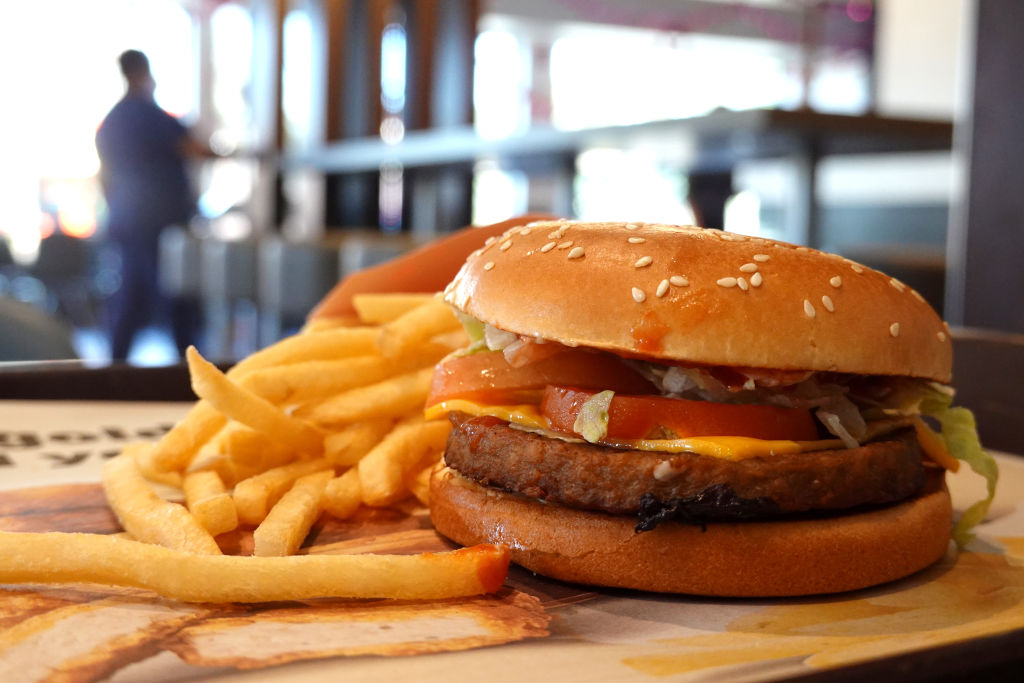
95,95,194,239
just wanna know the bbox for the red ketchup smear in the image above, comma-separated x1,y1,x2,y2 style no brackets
631,311,670,354
472,544,511,593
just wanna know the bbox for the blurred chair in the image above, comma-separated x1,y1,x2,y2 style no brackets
337,230,417,279
0,238,16,297
951,328,1024,455
29,232,97,328
200,237,259,362
0,297,78,361
257,237,339,347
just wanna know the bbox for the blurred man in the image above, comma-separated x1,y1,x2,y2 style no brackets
95,49,209,361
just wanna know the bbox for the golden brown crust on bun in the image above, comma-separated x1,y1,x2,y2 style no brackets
430,466,953,597
443,221,952,382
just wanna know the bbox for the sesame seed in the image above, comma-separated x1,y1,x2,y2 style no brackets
499,241,512,251
889,278,906,293
557,241,573,249
821,295,835,312
937,331,947,342
890,322,900,337
540,241,556,253
737,277,749,291
850,263,864,274
669,275,688,286
567,246,585,259
632,287,646,303
625,223,640,230
804,300,816,318
628,237,646,244
634,256,653,268
717,277,738,288
656,279,670,297
796,246,810,252
830,276,842,288
911,289,925,303
739,263,758,273
753,253,771,262
519,227,532,236
750,272,763,287
483,261,495,271
484,236,496,246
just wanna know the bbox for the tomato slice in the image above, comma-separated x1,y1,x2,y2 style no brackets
427,349,655,406
541,386,820,441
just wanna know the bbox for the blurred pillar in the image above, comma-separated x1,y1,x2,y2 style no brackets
324,0,388,228
946,0,1024,333
251,0,288,233
403,0,479,236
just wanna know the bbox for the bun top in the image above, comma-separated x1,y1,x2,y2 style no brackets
443,221,952,382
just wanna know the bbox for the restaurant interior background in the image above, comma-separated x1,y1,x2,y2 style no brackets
0,1,1017,371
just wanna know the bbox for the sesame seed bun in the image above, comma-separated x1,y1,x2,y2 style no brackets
442,221,951,382
430,466,953,597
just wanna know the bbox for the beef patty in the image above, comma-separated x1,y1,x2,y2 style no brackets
444,412,927,522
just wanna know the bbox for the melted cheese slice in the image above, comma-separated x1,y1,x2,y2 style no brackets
425,399,844,462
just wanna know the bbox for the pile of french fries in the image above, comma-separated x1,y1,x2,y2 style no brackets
0,294,511,602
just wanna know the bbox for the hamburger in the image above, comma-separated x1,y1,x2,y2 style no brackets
425,220,993,597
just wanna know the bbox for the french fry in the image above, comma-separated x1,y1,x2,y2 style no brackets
299,317,353,334
185,425,240,483
323,468,362,520
11,286,522,599
297,366,434,427
352,293,435,324
102,455,221,555
222,425,298,474
228,326,380,377
427,328,471,349
183,471,239,537
148,400,228,473
126,441,183,488
186,451,239,488
0,531,510,602
377,296,460,358
406,461,437,506
240,355,390,405
186,347,324,457
233,458,333,526
358,418,451,506
240,336,458,405
324,418,395,467
253,470,333,556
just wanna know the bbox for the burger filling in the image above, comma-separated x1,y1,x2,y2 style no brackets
426,318,996,544
443,412,928,530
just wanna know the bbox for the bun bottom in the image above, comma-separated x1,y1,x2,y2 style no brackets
430,467,953,597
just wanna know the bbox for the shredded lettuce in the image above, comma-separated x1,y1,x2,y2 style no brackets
455,312,488,355
898,382,997,546
573,390,615,443
933,406,998,547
